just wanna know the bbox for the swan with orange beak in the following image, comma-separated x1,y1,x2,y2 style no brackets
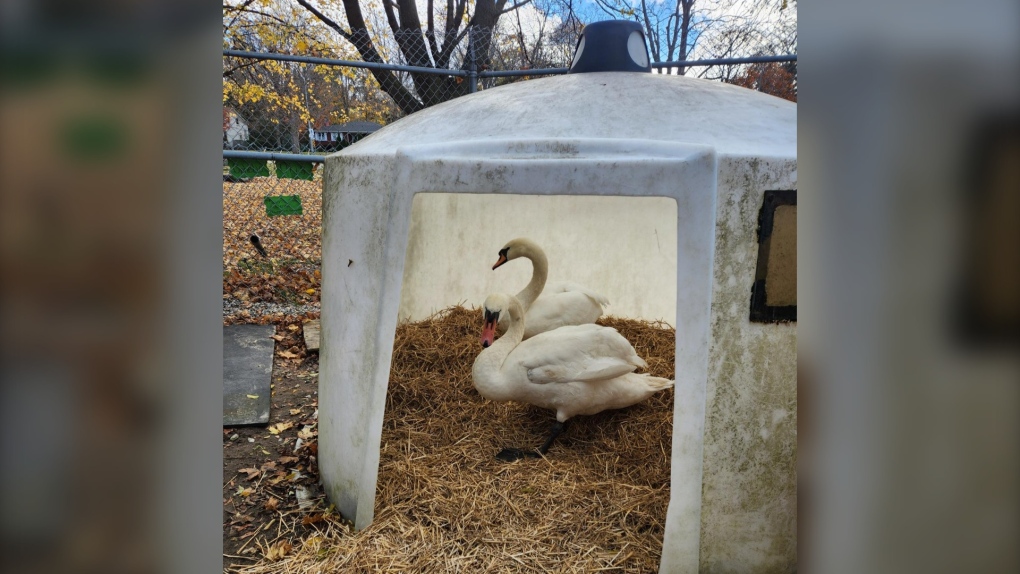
472,293,673,461
490,238,608,339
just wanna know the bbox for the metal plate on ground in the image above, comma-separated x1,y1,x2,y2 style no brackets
224,324,275,426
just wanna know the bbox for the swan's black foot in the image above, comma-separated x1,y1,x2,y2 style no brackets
496,448,541,462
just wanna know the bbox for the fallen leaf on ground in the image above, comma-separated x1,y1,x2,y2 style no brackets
277,350,299,359
260,461,277,472
272,334,284,342
289,408,302,416
264,497,280,511
278,456,299,465
265,540,293,561
268,421,294,435
287,324,300,332
236,486,253,497
303,535,324,551
238,468,260,480
297,426,317,440
302,513,325,525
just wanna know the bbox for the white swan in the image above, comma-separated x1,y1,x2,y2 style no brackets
472,293,674,461
492,238,608,339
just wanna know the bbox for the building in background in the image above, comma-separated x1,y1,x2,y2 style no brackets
310,121,382,151
223,107,250,149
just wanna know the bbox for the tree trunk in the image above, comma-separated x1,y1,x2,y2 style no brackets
468,0,503,72
296,0,424,115
297,0,510,115
677,0,693,75
291,110,302,153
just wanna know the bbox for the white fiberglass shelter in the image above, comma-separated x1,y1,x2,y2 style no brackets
319,53,796,573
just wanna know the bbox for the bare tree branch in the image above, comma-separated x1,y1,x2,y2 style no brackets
223,0,259,32
223,0,258,15
223,59,260,78
425,0,441,62
500,0,534,15
381,0,400,35
231,8,293,27
294,0,352,40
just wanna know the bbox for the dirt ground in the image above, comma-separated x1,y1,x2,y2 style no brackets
222,318,328,572
221,174,331,571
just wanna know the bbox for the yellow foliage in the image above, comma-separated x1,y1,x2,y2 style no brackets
224,0,398,141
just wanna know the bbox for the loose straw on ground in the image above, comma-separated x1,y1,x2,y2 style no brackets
230,306,676,574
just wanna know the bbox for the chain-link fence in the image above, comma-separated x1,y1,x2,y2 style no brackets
222,25,796,321
223,154,323,320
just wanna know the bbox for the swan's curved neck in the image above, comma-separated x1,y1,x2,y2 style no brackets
473,299,526,400
514,244,548,311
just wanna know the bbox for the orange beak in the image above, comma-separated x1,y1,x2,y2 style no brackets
481,320,496,348
492,254,508,270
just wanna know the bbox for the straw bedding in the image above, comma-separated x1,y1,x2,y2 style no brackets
238,305,676,573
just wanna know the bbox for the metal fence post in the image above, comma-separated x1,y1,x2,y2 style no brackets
467,26,478,94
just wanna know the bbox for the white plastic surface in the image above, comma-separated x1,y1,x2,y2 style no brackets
320,139,717,573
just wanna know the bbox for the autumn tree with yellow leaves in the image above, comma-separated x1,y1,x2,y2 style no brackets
224,0,399,152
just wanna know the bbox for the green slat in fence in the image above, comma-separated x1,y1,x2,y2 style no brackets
276,160,314,181
264,195,303,216
227,158,270,179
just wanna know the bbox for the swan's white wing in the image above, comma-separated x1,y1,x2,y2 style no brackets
500,288,603,336
511,324,645,385
544,281,610,307
524,289,606,337
527,357,637,384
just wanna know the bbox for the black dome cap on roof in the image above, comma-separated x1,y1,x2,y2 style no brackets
568,20,652,74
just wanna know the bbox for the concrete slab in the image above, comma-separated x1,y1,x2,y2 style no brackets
223,324,275,426
303,320,320,351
